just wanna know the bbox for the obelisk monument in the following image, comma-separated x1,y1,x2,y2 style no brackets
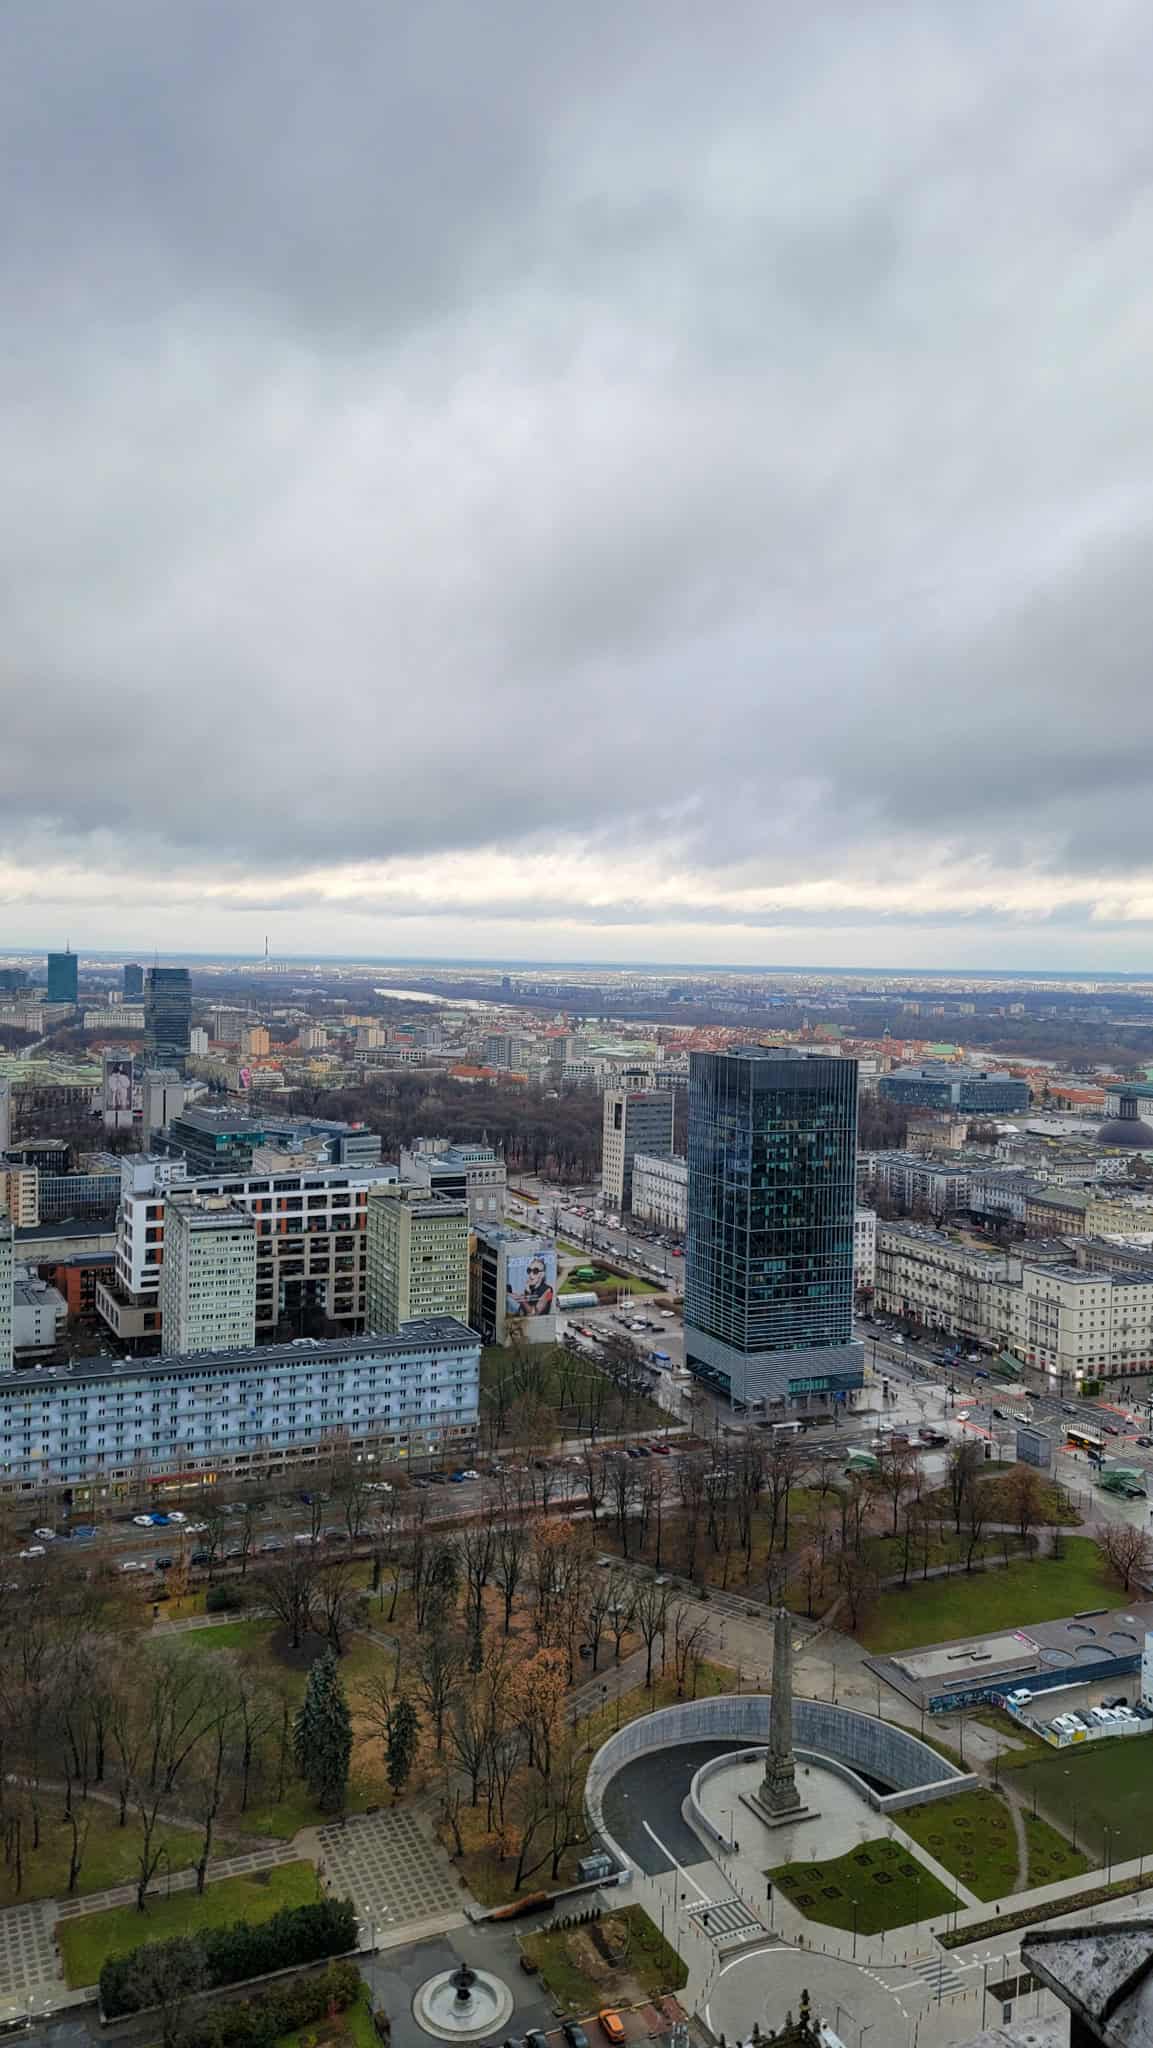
745,1605,818,1828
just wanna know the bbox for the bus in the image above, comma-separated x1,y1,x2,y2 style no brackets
1066,1426,1105,1459
770,1420,803,1438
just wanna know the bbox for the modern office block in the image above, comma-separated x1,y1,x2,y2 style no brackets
602,1083,675,1213
685,1046,862,1411
145,967,192,1074
46,950,78,1005
123,962,145,999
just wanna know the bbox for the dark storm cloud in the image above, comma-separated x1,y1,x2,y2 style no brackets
4,0,1153,931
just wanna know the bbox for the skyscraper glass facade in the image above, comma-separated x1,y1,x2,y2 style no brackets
146,967,192,1073
46,951,78,1004
685,1047,859,1400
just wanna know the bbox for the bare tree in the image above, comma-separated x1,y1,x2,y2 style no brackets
631,1580,671,1688
1097,1522,1153,1594
416,1629,465,1752
254,1551,318,1650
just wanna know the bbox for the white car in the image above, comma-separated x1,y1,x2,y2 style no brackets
167,1511,187,1523
1005,1688,1032,1707
32,1528,56,1541
133,1514,155,1527
18,1545,45,1560
185,1521,208,1533
119,1559,150,1573
460,1470,481,1482
1052,1714,1080,1733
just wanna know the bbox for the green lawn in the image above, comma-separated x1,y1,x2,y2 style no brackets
520,1905,686,2014
771,1837,958,1933
58,1858,318,1987
0,1798,207,1910
858,1538,1110,1653
1023,1809,1091,1888
1005,1737,1153,1867
175,1618,279,1655
897,1788,1020,1901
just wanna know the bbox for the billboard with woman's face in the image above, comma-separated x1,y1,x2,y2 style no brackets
505,1246,557,1323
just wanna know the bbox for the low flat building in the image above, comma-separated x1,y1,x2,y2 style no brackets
0,1319,481,1496
871,1599,1153,1714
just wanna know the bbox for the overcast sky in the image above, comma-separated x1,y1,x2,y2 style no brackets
4,0,1153,969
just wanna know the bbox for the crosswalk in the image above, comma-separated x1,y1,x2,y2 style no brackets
685,1895,765,1944
908,1954,967,1998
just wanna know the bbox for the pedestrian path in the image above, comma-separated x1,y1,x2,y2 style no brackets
315,1808,465,1933
52,1839,298,1921
684,1895,764,1947
908,1953,967,1999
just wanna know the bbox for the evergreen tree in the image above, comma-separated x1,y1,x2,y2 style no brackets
386,1697,419,1798
294,1649,352,1812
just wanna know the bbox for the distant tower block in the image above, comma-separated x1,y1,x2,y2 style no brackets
744,1607,820,1830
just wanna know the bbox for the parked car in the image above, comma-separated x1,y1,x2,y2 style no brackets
562,2025,590,2048
189,1549,213,1566
524,2031,550,2048
1005,1688,1032,1707
18,1546,45,1560
153,1556,174,1572
599,2016,626,2046
133,1514,155,1527
32,1528,56,1542
167,1511,187,1523
119,1559,149,1574
1103,1696,1130,1709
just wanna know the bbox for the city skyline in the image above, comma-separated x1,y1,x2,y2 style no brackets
2,5,1153,970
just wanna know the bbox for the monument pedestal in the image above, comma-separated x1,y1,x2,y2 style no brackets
740,1785,820,1830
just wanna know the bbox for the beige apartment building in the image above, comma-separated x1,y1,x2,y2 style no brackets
365,1184,470,1333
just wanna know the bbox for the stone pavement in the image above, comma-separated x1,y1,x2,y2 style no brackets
314,1808,467,1938
53,1840,298,1921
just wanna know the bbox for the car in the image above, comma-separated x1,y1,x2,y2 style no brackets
650,1442,671,1455
189,1549,212,1566
1103,1695,1129,1709
1089,1707,1115,1725
32,1528,56,1541
132,1514,155,1527
185,1521,208,1534
562,2027,590,2048
150,1512,171,1526
1062,1403,1077,1416
167,1511,187,1523
1115,1706,1138,1722
224,1544,245,1560
18,1546,45,1560
119,1559,149,1574
1136,1436,1153,1448
1005,1688,1033,1707
524,2031,550,2048
1104,1424,1121,1436
634,1445,652,1458
153,1556,174,1572
293,1532,314,1545
624,1446,642,1459
448,1472,467,1484
259,1536,286,1553
599,2016,626,2046
460,1469,481,1481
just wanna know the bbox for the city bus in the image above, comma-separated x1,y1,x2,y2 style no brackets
1066,1425,1105,1459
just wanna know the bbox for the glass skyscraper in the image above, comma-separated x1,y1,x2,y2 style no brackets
684,1045,862,1411
46,949,78,1004
145,967,192,1074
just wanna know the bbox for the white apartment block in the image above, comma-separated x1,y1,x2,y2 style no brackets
602,1086,675,1213
365,1186,470,1332
159,1193,257,1355
97,1153,398,1348
0,1219,12,1372
630,1152,687,1233
82,1006,145,1030
12,1269,66,1356
875,1219,1153,1383
853,1207,877,1293
0,1321,481,1496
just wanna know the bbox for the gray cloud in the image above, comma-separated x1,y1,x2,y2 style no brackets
4,0,1153,952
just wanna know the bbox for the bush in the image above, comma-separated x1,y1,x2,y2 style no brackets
206,1584,243,1613
100,1898,359,2017
187,1961,362,2048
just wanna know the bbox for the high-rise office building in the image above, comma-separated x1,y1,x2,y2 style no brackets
602,1082,675,1213
0,1218,12,1372
159,1191,257,1355
46,950,78,1005
123,962,145,999
145,967,192,1074
365,1184,470,1333
684,1046,862,1413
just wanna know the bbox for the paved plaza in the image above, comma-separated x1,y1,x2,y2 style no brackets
0,1901,61,2008
316,1809,466,1933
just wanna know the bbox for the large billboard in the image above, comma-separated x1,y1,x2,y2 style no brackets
102,1051,135,1130
505,1244,557,1327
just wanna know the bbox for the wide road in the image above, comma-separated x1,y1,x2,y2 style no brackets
601,1740,757,1877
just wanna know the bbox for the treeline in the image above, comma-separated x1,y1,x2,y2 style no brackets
294,1075,607,1182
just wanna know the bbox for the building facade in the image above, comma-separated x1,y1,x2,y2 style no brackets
854,1206,877,1295
0,1219,12,1371
364,1186,470,1333
399,1141,506,1225
0,1167,39,1230
0,1320,481,1495
123,963,145,999
877,1064,1030,1113
46,951,78,1006
629,1151,688,1233
684,1046,862,1409
159,1193,258,1355
12,1270,66,1357
96,1153,398,1347
145,967,192,1074
602,1085,675,1213
469,1225,558,1345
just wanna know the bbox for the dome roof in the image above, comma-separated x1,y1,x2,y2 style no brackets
1097,1118,1153,1146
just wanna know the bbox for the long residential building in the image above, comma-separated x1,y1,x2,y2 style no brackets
875,1218,1153,1383
630,1151,687,1233
861,1152,973,1215
0,1320,481,1496
96,1152,398,1346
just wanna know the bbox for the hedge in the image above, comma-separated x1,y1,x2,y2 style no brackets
100,1897,359,2017
186,1961,362,2048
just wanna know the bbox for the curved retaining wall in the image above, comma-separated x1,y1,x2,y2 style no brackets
586,1695,977,1870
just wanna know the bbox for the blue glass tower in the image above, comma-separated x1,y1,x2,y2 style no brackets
684,1045,862,1411
46,950,77,1004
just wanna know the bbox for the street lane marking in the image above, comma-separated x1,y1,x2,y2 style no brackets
642,1821,710,1901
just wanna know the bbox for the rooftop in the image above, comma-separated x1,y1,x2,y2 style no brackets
1023,1919,1153,2047
0,1318,481,1391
